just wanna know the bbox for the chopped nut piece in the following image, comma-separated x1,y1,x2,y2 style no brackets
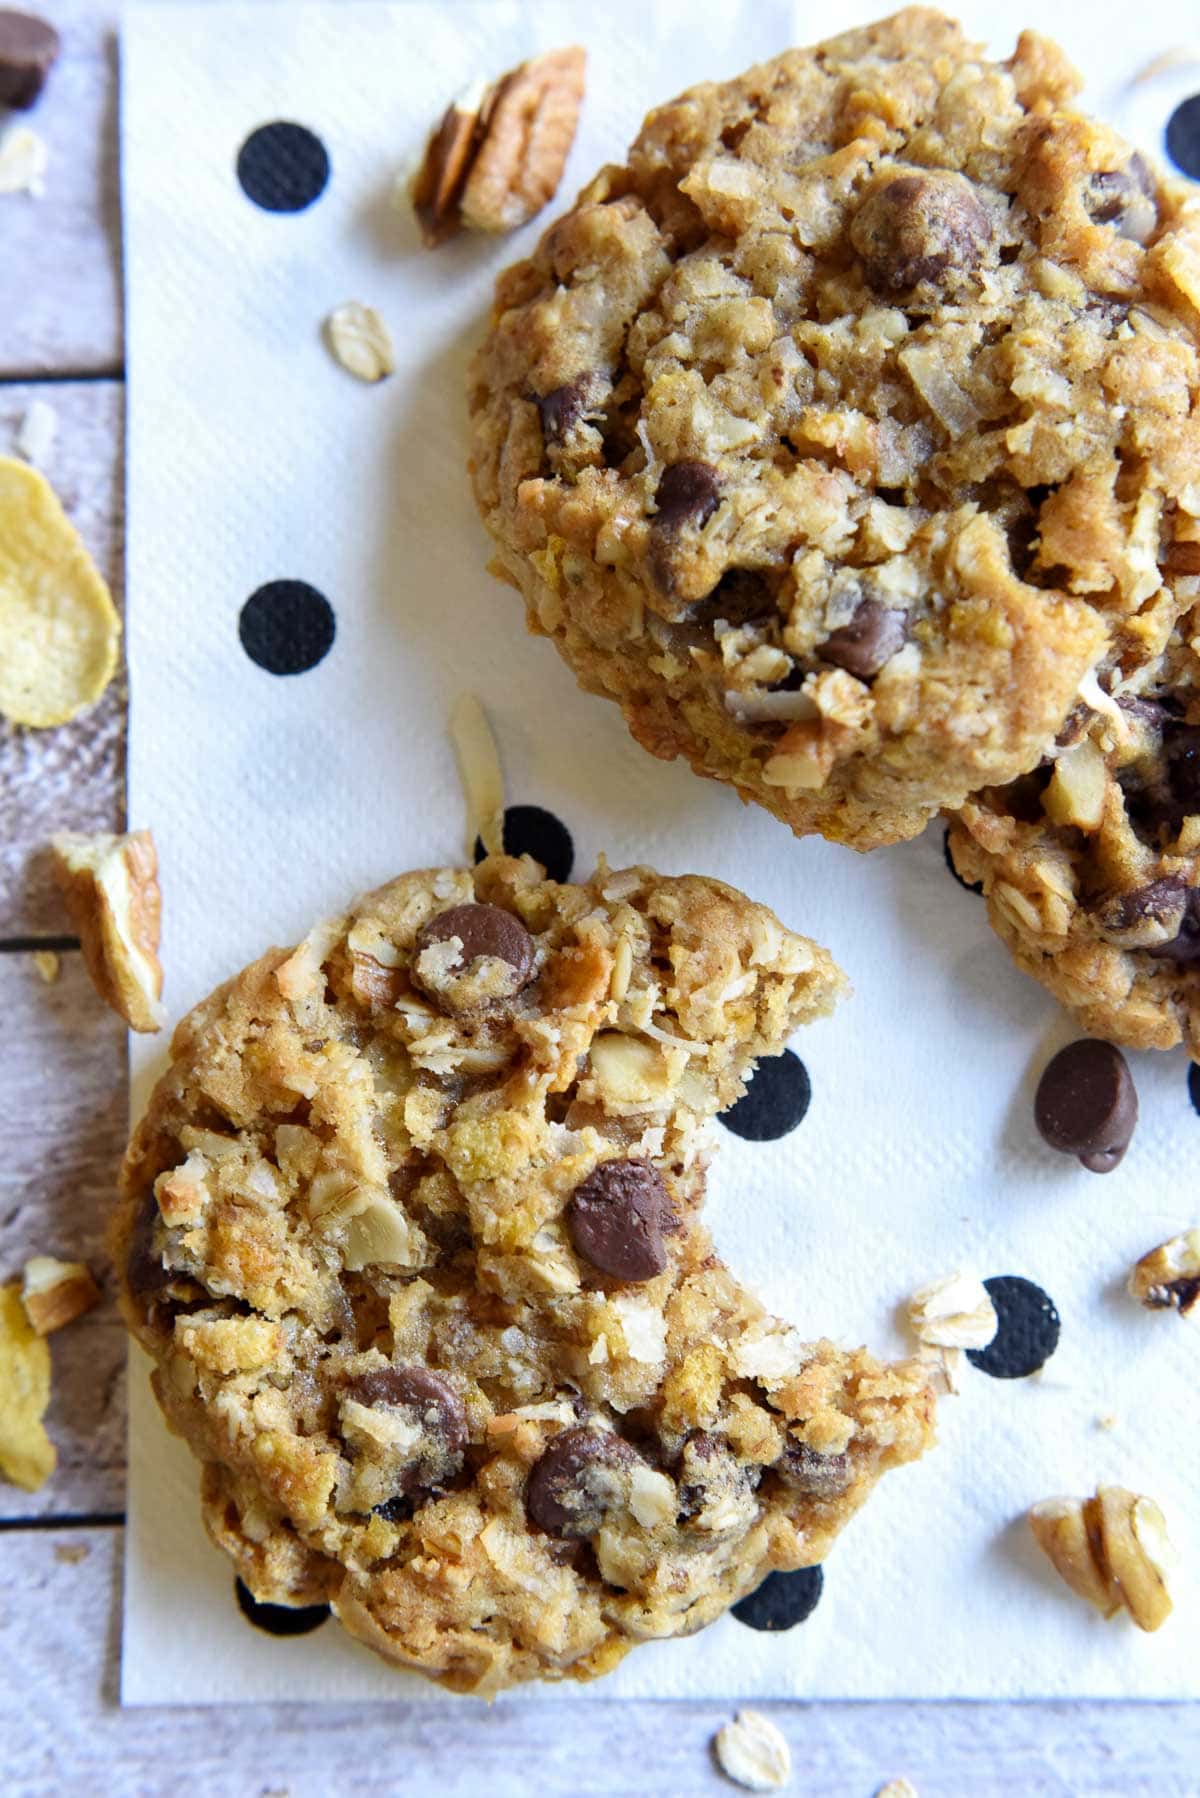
15,396,56,469
0,457,121,728
20,1256,101,1336
714,1709,791,1791
31,948,59,983
51,829,164,1032
0,123,47,197
1029,1486,1175,1632
0,1282,55,1491
323,302,395,384
907,1270,998,1349
1043,738,1107,831
412,48,585,246
450,691,505,858
1128,1228,1200,1317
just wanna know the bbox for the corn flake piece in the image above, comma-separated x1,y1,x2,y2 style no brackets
0,458,120,727
0,1283,55,1492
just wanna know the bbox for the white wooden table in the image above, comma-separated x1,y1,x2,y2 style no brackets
2,6,1198,1791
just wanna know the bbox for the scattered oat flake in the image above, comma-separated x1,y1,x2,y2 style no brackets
0,458,120,728
450,691,505,858
323,302,395,383
0,125,47,197
15,397,57,470
54,1541,90,1565
876,1782,919,1798
31,948,59,983
714,1710,791,1792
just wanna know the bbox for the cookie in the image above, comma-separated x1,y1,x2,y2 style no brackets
468,8,1200,850
112,854,934,1693
948,604,1200,1055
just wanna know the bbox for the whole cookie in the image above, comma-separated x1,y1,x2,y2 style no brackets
948,605,1200,1055
112,854,934,1693
469,8,1200,850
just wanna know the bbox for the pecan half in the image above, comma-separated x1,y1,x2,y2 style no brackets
412,47,585,247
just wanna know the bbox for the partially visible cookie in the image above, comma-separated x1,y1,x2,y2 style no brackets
469,9,1200,849
948,606,1200,1055
113,853,934,1693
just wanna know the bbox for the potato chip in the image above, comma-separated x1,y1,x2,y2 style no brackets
0,456,120,727
0,1282,55,1492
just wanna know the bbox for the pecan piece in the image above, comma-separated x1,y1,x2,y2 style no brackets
51,828,165,1032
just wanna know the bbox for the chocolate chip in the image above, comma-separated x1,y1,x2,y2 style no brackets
731,1565,824,1632
966,1275,1061,1379
567,1159,673,1282
526,1427,638,1536
345,1366,466,1496
413,902,535,1002
1144,889,1200,965
776,1442,853,1500
820,599,907,679
0,9,60,109
1034,1040,1138,1172
851,172,991,293
1086,155,1157,243
1127,723,1200,838
653,462,721,532
689,568,776,630
235,1578,331,1637
536,377,598,446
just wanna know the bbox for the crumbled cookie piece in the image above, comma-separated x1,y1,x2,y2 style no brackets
0,1282,55,1491
113,854,935,1693
714,1709,791,1791
413,47,585,246
21,1256,101,1336
0,458,120,727
323,302,395,384
1029,1486,1175,1631
469,11,1200,851
1128,1229,1200,1318
51,829,164,1033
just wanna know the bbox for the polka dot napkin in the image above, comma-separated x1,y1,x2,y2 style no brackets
121,0,1200,1704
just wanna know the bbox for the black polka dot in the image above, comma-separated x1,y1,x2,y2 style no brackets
732,1565,824,1631
1166,95,1200,181
720,1050,811,1141
966,1275,1061,1380
474,804,574,883
235,1578,330,1637
943,825,983,896
237,122,330,212
1188,1062,1200,1117
239,580,335,675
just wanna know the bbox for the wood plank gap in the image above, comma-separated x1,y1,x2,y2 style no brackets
0,937,81,954
0,1510,123,1532
0,368,124,388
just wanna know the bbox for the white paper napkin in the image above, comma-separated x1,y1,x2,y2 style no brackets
121,0,1200,1702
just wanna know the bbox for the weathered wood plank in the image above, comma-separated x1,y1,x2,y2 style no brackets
0,379,126,938
0,1,121,376
2,1525,1199,1797
0,953,127,1519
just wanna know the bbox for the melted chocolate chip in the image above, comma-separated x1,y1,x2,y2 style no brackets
526,1427,638,1536
1034,1040,1138,1173
0,8,60,109
1086,154,1157,243
567,1159,673,1282
851,172,991,293
1109,875,1188,940
345,1366,467,1496
537,376,595,446
653,462,721,532
776,1442,853,1499
820,599,907,679
1141,885,1200,965
413,902,534,988
689,568,775,630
